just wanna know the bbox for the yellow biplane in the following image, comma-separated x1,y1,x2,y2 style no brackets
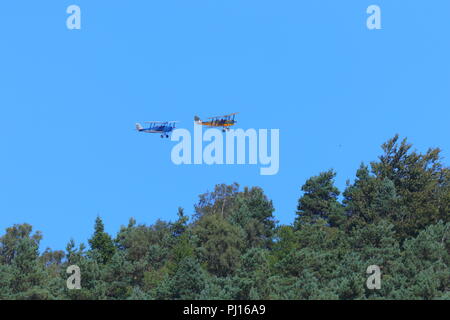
194,113,239,132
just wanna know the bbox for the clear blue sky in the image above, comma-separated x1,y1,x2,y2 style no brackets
1,1,449,251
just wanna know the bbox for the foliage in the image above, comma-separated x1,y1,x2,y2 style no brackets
0,136,448,300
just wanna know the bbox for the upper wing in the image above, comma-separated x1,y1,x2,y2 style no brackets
207,112,239,120
145,121,179,123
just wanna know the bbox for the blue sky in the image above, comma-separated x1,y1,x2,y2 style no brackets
1,1,449,251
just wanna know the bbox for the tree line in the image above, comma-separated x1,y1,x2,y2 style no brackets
0,135,448,300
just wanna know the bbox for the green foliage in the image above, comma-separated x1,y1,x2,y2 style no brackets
370,135,448,238
0,135,448,300
295,170,345,228
195,184,276,249
88,217,116,264
194,214,245,277
168,257,207,299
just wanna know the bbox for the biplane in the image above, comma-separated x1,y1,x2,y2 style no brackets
135,121,178,138
194,113,239,132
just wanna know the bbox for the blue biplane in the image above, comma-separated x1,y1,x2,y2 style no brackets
135,121,178,138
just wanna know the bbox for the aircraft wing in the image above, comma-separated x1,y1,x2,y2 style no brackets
207,112,239,119
145,121,179,123
224,112,239,117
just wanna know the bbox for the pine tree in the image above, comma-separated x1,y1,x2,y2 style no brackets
88,217,116,264
295,170,345,228
194,214,245,277
370,135,449,238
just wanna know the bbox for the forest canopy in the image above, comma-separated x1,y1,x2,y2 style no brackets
0,135,449,300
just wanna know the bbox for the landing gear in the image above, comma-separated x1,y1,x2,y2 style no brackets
166,134,169,138
161,134,164,138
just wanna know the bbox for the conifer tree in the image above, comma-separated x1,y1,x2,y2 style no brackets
295,170,345,228
88,217,116,264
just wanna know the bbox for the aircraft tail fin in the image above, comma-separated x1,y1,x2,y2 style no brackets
135,123,143,131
